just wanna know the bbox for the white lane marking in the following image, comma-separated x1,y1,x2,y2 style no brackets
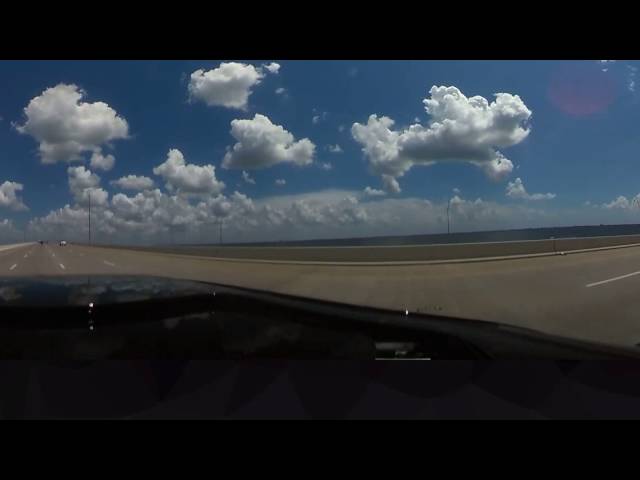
59,263,66,270
103,260,115,267
586,270,640,288
24,254,28,258
9,264,17,271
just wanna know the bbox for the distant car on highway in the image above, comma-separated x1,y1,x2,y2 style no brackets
59,241,67,247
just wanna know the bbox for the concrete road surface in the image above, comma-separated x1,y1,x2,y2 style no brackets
2,241,640,349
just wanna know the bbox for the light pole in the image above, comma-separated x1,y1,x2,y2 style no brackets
447,197,452,235
88,190,92,245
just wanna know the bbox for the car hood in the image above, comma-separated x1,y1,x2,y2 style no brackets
0,275,213,308
0,275,638,360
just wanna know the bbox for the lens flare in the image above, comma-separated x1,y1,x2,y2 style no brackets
548,62,617,116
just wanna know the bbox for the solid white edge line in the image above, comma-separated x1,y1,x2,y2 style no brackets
586,270,640,288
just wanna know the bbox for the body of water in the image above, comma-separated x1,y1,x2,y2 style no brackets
181,224,640,248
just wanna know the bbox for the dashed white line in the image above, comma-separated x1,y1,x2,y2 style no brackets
586,270,640,288
59,263,66,270
9,264,17,271
103,260,115,267
24,254,28,258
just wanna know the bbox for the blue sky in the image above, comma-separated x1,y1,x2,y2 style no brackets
1,60,640,243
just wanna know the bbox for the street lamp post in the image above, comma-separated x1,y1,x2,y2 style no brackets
447,197,451,235
88,191,92,245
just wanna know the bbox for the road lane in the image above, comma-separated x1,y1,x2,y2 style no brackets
586,270,640,288
0,244,35,272
0,244,32,260
0,243,67,276
50,243,120,273
4,242,640,347
0,243,34,254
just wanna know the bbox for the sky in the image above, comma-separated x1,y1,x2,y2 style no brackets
1,59,640,244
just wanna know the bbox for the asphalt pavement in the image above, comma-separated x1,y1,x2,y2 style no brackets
2,241,640,348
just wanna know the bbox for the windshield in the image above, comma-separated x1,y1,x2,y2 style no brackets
1,59,639,357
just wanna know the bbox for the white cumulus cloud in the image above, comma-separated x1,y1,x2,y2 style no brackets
29,205,89,238
16,84,129,164
312,111,328,125
0,219,20,244
153,149,225,196
222,114,315,169
111,175,155,191
602,195,639,210
30,181,630,246
67,166,109,207
242,170,256,185
363,186,386,197
263,62,281,74
84,187,110,208
275,179,286,186
0,181,28,211
68,165,99,193
352,85,531,191
327,144,343,153
188,62,274,110
506,177,556,201
382,174,401,194
89,150,115,171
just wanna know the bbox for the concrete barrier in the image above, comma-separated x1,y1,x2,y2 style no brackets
87,234,640,263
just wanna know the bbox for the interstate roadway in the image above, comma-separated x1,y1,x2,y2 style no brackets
1,241,640,348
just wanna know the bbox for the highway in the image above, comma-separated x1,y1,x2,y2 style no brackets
2,241,640,348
